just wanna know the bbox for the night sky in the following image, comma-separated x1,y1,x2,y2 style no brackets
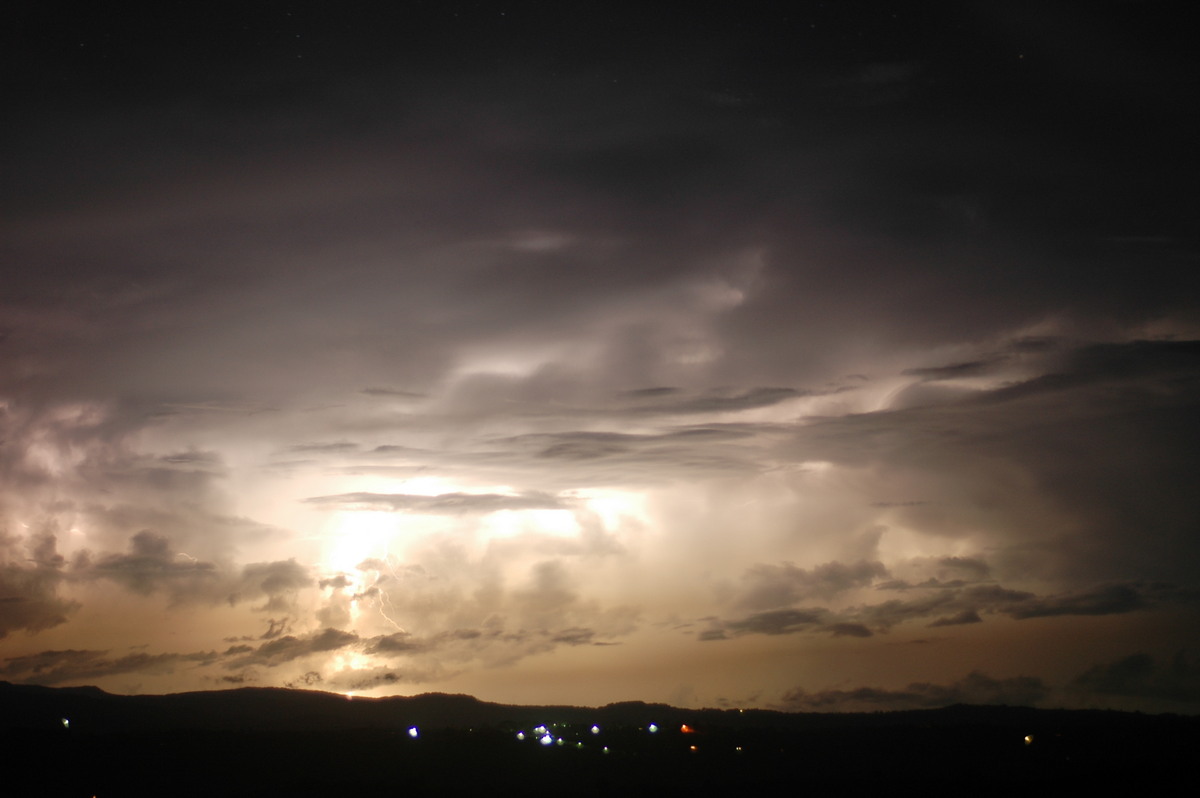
3,2,1198,713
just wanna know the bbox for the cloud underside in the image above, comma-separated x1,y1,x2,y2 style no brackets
703,582,1162,640
1,340,1198,702
0,621,623,688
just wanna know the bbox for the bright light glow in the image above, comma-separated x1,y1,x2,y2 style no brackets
583,489,649,531
319,510,400,598
1024,735,1034,745
534,725,547,735
648,723,658,733
591,725,600,734
314,475,471,584
539,734,553,746
680,724,695,733
60,718,69,729
556,738,564,746
408,726,419,738
479,507,578,539
451,345,567,379
516,732,526,740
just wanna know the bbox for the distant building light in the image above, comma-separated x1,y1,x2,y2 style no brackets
680,724,696,734
534,725,548,735
603,746,610,754
556,738,565,746
60,718,70,730
540,734,554,746
689,745,698,752
648,723,658,733
516,732,526,741
408,727,419,739
591,725,601,734
1024,735,1034,745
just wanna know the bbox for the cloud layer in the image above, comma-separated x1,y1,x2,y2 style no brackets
2,4,1197,711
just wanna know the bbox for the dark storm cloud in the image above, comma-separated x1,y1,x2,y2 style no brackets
514,431,640,460
363,628,498,659
80,530,218,595
158,449,223,467
303,491,574,514
482,426,766,486
261,617,291,640
0,648,217,686
622,387,802,415
824,622,873,638
736,559,889,610
0,562,77,638
365,632,426,655
902,358,1008,380
1006,584,1145,619
785,339,1200,585
500,427,754,462
287,442,360,454
977,340,1200,406
225,628,360,669
709,579,1166,640
722,608,830,637
231,559,312,611
360,623,617,672
936,557,991,580
928,610,982,627
0,530,76,638
782,671,1049,711
360,388,426,398
70,530,311,610
1070,652,1200,704
326,665,447,692
433,422,780,488
549,627,598,646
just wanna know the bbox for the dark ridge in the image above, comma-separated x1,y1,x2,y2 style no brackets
3,682,1197,797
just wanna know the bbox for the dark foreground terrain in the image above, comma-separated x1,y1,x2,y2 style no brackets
3,681,1196,797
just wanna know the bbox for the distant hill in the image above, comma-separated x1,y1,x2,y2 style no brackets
3,681,1198,797
2,679,1194,733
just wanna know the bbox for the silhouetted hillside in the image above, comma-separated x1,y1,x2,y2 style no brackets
3,681,1196,797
